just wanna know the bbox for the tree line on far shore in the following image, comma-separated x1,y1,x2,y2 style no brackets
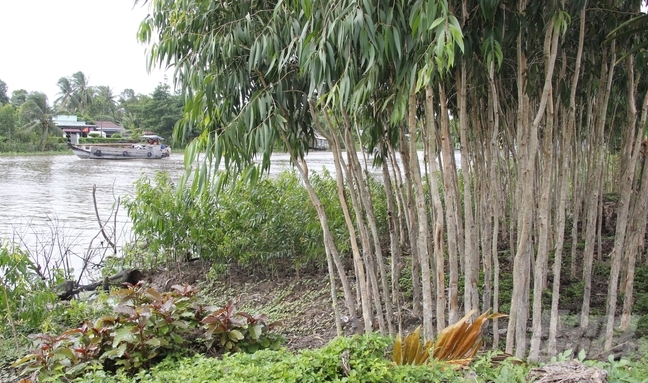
0,72,188,152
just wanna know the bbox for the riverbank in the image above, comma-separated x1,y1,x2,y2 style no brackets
3,258,647,383
0,149,71,156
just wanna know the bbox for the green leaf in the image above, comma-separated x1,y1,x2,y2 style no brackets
228,329,245,341
112,325,136,348
428,17,445,31
146,337,161,347
171,333,184,344
249,324,263,340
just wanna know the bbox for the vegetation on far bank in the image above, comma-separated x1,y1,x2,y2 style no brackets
0,72,188,154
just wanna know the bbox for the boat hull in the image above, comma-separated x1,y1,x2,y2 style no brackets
69,144,170,160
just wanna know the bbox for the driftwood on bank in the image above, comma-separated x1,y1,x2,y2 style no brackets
56,269,143,300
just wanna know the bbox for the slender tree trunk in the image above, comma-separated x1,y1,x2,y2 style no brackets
456,66,479,316
399,126,422,317
620,92,648,330
582,44,614,330
529,84,555,361
508,5,559,358
381,152,403,333
439,83,460,325
548,2,586,354
605,51,642,350
342,111,395,335
406,91,435,339
424,85,447,333
290,153,353,334
486,59,502,348
314,105,372,333
570,94,592,279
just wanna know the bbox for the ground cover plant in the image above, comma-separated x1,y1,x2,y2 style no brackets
12,282,283,382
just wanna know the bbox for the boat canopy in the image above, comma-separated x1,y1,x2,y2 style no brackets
141,134,164,141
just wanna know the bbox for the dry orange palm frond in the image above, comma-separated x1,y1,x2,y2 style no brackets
392,326,433,365
391,310,507,367
393,333,403,365
433,310,507,363
403,326,422,364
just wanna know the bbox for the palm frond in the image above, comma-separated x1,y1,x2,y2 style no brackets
392,310,507,367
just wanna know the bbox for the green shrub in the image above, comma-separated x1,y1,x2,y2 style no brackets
0,243,59,332
636,315,648,339
14,282,283,381
123,169,377,277
202,298,284,353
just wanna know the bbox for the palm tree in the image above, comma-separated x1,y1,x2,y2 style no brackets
54,76,78,113
71,71,94,114
95,85,117,119
19,92,61,151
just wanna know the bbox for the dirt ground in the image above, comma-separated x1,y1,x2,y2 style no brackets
141,257,646,361
143,260,344,350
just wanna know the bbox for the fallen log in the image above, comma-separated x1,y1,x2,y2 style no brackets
56,269,143,300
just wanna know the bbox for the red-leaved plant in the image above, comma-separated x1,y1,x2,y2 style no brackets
201,298,283,353
14,282,283,381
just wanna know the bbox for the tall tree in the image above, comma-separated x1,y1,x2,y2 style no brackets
93,85,118,119
55,76,78,112
10,89,27,107
71,71,94,114
0,103,16,137
18,92,60,150
0,79,9,105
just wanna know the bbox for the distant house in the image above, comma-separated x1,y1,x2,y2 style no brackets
310,134,330,150
54,116,126,141
94,120,125,137
53,115,96,141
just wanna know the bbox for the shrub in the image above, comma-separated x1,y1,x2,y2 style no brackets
13,283,283,381
0,243,59,332
201,298,284,353
123,169,374,277
636,315,648,339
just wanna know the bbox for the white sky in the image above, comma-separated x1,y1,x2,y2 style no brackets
0,0,169,103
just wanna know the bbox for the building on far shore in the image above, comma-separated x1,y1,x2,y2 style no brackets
94,120,126,137
310,134,330,150
54,116,126,143
54,115,95,142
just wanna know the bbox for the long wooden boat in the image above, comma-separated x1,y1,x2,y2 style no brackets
69,135,171,160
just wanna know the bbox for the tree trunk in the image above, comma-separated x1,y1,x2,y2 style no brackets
580,44,613,330
508,4,559,358
406,91,435,339
620,92,648,330
424,84,447,333
399,126,423,317
548,1,586,355
605,50,642,350
456,65,479,316
381,152,403,333
310,104,369,333
439,83,460,325
529,85,555,362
